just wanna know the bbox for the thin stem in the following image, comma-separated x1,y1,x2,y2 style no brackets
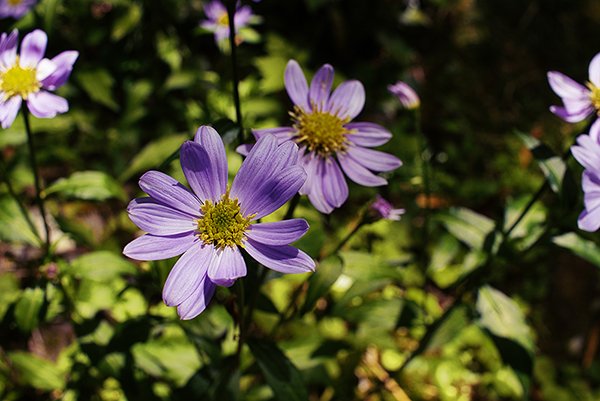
23,107,50,256
226,0,244,144
235,280,246,359
415,108,430,272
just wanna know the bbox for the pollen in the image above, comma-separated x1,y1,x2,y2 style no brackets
588,82,600,113
217,11,229,27
0,57,41,100
196,190,254,250
7,0,22,5
291,105,351,156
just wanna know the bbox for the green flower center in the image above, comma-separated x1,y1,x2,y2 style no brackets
217,12,229,28
588,82,600,112
197,190,254,250
291,105,351,156
0,58,40,100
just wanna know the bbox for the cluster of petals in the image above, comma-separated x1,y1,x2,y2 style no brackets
370,195,405,221
571,135,600,232
0,0,36,19
201,0,253,43
388,81,420,110
124,126,315,320
547,52,600,139
242,60,402,214
0,29,78,128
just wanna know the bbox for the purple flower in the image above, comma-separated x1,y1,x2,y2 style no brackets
388,81,420,109
570,134,600,231
242,60,402,214
200,0,253,44
0,0,36,19
124,126,315,320
370,195,405,221
548,53,600,140
0,29,78,128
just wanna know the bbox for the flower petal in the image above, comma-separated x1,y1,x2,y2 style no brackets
20,29,47,68
252,126,295,142
0,30,18,68
41,50,78,90
321,158,348,209
177,277,217,320
127,197,197,235
193,126,228,196
346,146,402,172
139,170,201,216
35,58,57,81
572,134,600,174
0,96,21,128
582,171,600,211
590,53,600,87
207,246,247,287
26,91,68,118
299,152,318,195
327,80,365,120
180,141,224,202
247,219,309,246
590,118,600,144
244,239,315,273
285,59,310,111
345,122,392,147
163,244,214,307
547,71,589,99
550,104,593,123
309,64,334,110
338,153,387,186
123,232,198,261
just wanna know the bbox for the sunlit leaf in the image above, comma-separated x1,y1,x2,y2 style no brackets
9,351,65,391
516,131,566,193
119,134,188,181
14,287,45,332
69,251,137,282
45,171,126,201
553,232,600,268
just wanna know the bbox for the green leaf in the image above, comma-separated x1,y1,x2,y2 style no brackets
437,207,497,250
45,171,126,201
9,351,65,391
112,3,142,41
77,69,119,110
0,273,21,320
476,286,533,352
0,196,41,246
119,134,188,181
300,255,343,315
248,339,309,401
14,287,45,332
516,131,566,193
553,232,600,268
69,251,137,282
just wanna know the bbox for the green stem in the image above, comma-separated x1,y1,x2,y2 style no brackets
23,107,50,256
235,280,246,360
415,108,431,272
226,0,244,145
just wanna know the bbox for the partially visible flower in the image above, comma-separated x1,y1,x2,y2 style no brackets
370,195,405,221
201,0,253,44
388,81,420,109
548,53,600,139
0,29,78,128
242,60,402,214
124,126,315,320
0,0,36,19
570,134,600,232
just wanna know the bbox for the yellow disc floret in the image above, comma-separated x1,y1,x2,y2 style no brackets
0,57,41,100
291,105,351,156
217,11,229,27
588,82,600,113
7,0,23,6
197,190,254,250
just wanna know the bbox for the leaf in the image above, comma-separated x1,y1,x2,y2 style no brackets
0,196,41,246
553,232,600,268
516,131,566,193
437,207,497,250
14,287,45,332
476,286,533,352
119,134,188,181
300,255,343,315
69,251,137,282
112,3,142,41
0,273,20,320
77,69,119,110
248,339,309,401
45,171,126,201
9,351,65,391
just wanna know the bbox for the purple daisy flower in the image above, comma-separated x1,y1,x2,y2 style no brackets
388,81,420,110
370,195,405,221
0,29,78,128
200,0,253,44
548,52,600,140
0,0,36,19
124,126,315,320
242,60,402,214
570,134,600,231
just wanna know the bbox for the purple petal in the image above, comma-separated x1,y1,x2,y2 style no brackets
193,126,228,196
327,80,365,120
35,59,56,81
244,239,315,274
0,30,17,68
549,104,593,123
123,232,198,261
180,141,225,202
127,197,197,235
177,277,217,320
19,30,47,68
346,146,402,172
0,96,21,128
26,91,68,118
309,64,334,110
307,166,335,214
246,219,309,246
41,51,78,90
321,157,348,208
590,53,600,87
547,71,589,99
207,246,247,287
139,170,201,216
236,143,253,156
234,5,253,27
285,59,310,111
337,153,387,187
252,126,295,142
578,208,600,232
572,135,600,173
582,171,600,211
590,118,600,144
204,0,226,19
299,153,318,195
345,122,393,147
163,244,214,307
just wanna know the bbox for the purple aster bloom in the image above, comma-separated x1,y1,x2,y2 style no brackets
388,81,420,109
370,195,405,221
548,52,600,140
0,29,78,128
200,0,253,44
241,60,403,214
570,134,600,231
0,0,36,19
123,126,315,320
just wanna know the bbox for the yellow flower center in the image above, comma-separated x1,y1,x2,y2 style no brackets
197,190,254,250
217,11,229,27
291,105,351,156
588,82,600,113
7,0,22,6
0,58,40,100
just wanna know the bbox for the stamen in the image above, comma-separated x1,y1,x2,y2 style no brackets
290,105,351,156
588,82,600,114
0,57,41,100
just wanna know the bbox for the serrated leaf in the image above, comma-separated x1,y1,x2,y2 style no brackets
119,134,187,181
516,131,566,193
9,351,65,391
300,255,343,315
69,251,137,282
45,171,125,201
14,287,45,332
248,339,309,401
553,232,600,268
437,207,496,250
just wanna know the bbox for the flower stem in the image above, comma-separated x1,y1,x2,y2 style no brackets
415,108,431,273
22,107,50,256
225,0,244,144
235,280,246,360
